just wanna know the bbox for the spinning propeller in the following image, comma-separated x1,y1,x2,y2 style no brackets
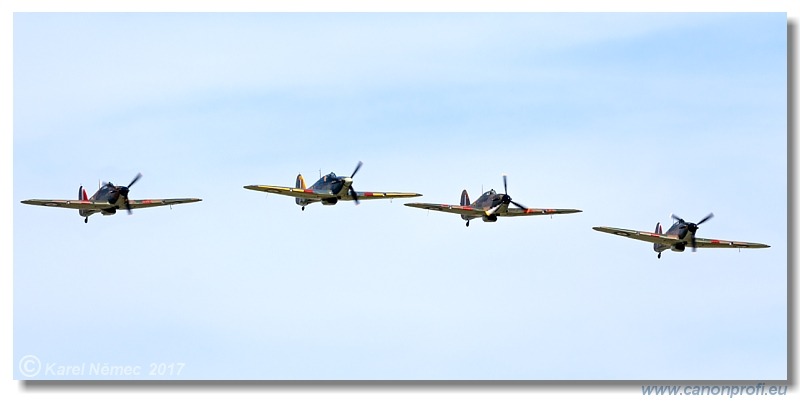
487,174,528,215
672,212,714,251
110,173,142,214
346,161,363,205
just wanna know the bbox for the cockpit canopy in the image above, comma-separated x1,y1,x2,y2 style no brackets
321,172,338,182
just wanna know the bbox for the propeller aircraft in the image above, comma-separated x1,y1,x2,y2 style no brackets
592,213,770,259
243,161,422,210
20,173,202,223
404,175,582,227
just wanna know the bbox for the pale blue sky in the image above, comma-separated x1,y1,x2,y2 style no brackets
12,12,786,380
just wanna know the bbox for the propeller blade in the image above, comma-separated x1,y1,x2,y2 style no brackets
510,200,529,210
697,212,714,226
350,161,363,178
486,204,502,216
502,174,508,195
128,172,142,188
671,213,683,222
349,187,360,205
125,199,133,215
692,236,697,252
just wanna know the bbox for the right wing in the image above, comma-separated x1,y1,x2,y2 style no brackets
21,199,113,210
243,185,328,201
404,203,487,217
592,226,679,246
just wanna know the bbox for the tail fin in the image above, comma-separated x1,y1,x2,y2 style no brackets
653,222,663,253
460,190,470,206
79,186,88,201
295,174,306,206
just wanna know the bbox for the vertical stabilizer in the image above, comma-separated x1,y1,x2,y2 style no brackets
460,190,470,206
653,222,663,253
79,186,88,201
295,174,306,206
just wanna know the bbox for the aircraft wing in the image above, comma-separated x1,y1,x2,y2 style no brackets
20,199,113,210
406,203,581,217
127,198,202,209
245,185,421,201
500,207,582,217
592,226,770,249
343,191,422,201
404,203,488,217
592,226,679,246
691,237,770,249
243,185,329,200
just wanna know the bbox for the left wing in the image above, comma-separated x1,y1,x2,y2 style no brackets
342,191,422,201
691,237,770,249
126,198,202,209
592,226,770,249
500,207,582,217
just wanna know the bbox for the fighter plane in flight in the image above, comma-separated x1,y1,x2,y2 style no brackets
404,175,582,227
20,173,202,223
592,213,770,259
243,161,422,210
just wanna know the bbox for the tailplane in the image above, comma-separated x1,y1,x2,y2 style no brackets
295,174,306,206
460,189,470,206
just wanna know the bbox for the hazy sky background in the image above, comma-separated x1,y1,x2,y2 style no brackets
12,12,786,380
